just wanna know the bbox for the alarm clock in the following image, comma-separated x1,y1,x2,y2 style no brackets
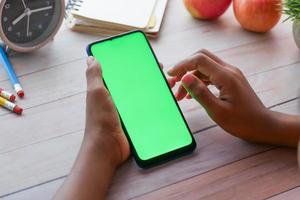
0,0,65,52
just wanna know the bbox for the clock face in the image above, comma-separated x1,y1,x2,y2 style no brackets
0,0,63,51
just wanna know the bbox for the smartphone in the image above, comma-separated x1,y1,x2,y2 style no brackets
87,30,196,168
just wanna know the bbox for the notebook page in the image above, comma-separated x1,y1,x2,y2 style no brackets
72,0,157,29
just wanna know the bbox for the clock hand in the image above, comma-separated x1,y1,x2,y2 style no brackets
26,15,30,37
13,5,52,26
12,13,26,25
31,6,53,14
21,0,27,9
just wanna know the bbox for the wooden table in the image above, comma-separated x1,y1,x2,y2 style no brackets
1,1,300,199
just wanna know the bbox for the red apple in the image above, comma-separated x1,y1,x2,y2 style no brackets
233,0,282,33
183,0,232,20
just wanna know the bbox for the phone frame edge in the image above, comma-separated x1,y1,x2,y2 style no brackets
86,30,197,169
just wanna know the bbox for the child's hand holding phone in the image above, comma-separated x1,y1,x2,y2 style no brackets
85,57,130,167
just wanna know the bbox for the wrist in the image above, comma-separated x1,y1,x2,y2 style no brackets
265,110,300,147
236,109,282,146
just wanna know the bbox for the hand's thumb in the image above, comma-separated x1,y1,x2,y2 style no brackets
86,57,104,89
181,74,221,116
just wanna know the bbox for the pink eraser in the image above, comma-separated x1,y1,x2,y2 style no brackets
13,106,23,115
10,95,16,102
17,90,25,98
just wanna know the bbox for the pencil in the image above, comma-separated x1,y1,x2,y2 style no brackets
0,46,25,98
0,96,23,115
0,88,16,102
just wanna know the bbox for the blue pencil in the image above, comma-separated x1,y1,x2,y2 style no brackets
0,46,24,98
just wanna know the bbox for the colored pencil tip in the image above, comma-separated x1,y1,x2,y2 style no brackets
13,105,23,115
17,90,24,98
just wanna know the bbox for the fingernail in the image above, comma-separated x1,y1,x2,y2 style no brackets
87,56,95,66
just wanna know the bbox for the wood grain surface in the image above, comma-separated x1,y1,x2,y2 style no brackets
0,1,299,199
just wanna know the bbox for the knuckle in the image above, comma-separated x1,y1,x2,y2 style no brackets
219,68,241,85
86,62,101,77
226,74,239,86
194,53,208,65
87,80,106,94
225,67,247,86
197,83,207,93
90,84,106,94
193,83,206,98
196,53,206,61
198,49,208,54
231,66,243,75
213,69,231,83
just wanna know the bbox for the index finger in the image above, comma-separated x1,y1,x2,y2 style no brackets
197,49,227,66
167,53,224,81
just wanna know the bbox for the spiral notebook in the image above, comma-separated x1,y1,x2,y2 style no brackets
65,0,168,37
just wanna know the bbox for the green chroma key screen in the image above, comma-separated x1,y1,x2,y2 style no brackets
88,31,195,167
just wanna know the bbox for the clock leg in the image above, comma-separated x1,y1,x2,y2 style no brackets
3,46,17,57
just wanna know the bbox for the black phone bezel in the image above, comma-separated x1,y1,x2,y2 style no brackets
86,30,196,169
